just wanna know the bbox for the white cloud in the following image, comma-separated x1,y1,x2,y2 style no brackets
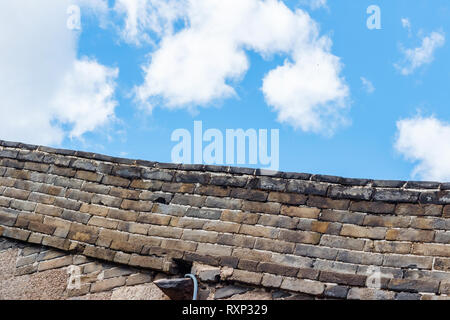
0,1,119,146
395,116,450,181
132,0,349,135
77,0,110,27
401,18,411,31
114,0,187,45
396,30,445,75
51,58,119,139
300,0,328,10
360,77,375,94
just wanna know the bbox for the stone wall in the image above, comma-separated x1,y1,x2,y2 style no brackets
0,139,449,300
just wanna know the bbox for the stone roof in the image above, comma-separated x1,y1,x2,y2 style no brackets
0,139,449,299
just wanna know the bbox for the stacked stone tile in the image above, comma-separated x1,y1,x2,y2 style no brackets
0,139,449,300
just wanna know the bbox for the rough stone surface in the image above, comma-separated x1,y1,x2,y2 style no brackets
0,140,449,300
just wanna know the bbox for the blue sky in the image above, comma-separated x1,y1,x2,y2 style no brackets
1,0,450,181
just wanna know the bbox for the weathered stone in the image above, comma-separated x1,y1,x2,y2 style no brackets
294,243,338,260
440,281,450,295
196,243,232,256
141,168,173,181
261,274,283,288
221,210,259,225
48,165,76,177
435,231,450,243
214,285,250,299
107,208,139,222
126,273,152,286
230,188,268,202
88,216,119,229
91,277,127,293
395,292,421,300
161,182,195,193
434,258,450,271
175,172,210,184
153,278,193,300
324,285,349,299
60,210,90,225
254,238,294,254
229,269,262,285
286,180,328,196
182,229,218,243
320,209,366,225
395,203,443,217
268,192,307,205
278,230,321,244
54,198,82,211
28,221,56,235
419,191,450,205
320,235,365,251
258,215,298,229
192,264,221,282
203,221,240,233
172,194,206,207
383,254,432,269
38,255,73,271
137,213,170,227
388,278,439,293
412,243,450,257
238,259,258,271
257,262,298,277
130,179,163,191
385,228,434,242
121,199,152,212
350,201,395,214
186,208,221,220
148,225,183,239
209,175,248,188
3,188,30,200
281,206,320,219
241,201,281,214
204,196,242,210
218,234,256,248
195,185,231,197
373,189,419,203
347,288,395,300
410,217,446,230
363,215,411,228
71,159,97,172
152,203,188,217
280,278,324,296
239,224,278,239
340,224,386,240
0,208,19,226
372,241,411,254
248,177,286,192
336,250,383,266
329,186,373,201
68,223,99,244
102,175,131,188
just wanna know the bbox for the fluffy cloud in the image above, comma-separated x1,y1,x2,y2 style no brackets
300,0,328,10
396,30,445,75
114,0,187,45
395,116,450,181
130,0,349,135
0,1,119,146
51,58,119,139
360,77,375,94
401,18,411,30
